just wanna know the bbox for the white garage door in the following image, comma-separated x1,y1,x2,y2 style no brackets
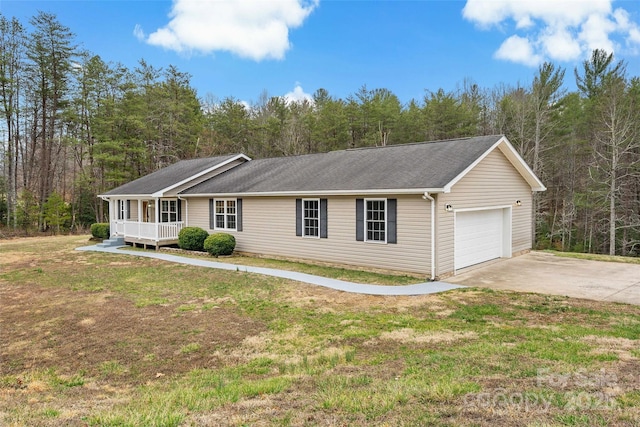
455,209,505,270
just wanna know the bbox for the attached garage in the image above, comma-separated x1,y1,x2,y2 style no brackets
103,134,546,279
454,208,512,270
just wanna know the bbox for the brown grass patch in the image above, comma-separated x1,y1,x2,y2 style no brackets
582,335,639,361
377,328,479,344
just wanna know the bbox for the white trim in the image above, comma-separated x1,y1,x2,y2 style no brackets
101,193,154,199
302,198,321,239
453,205,512,272
213,198,238,231
183,188,445,198
422,192,436,281
151,154,251,198
453,204,513,213
178,196,188,227
160,198,179,223
364,198,387,244
496,138,546,191
443,136,546,193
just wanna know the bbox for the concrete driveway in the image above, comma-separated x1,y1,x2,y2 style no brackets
444,251,640,306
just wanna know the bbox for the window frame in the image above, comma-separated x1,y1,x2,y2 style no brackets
160,198,178,223
302,198,320,239
364,198,387,244
214,198,237,231
117,200,126,220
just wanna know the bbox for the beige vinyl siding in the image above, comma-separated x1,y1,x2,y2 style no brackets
128,200,139,221
187,195,433,275
437,149,533,275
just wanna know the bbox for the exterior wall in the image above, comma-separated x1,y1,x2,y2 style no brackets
187,195,433,276
129,200,139,221
436,149,533,276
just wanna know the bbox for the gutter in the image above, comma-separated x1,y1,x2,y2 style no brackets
180,188,446,198
422,192,436,281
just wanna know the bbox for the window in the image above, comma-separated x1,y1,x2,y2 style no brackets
296,199,327,238
356,198,396,244
117,200,126,220
214,199,237,230
117,200,130,220
366,199,386,242
303,199,320,238
161,199,178,223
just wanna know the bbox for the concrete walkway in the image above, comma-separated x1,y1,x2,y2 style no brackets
76,245,464,296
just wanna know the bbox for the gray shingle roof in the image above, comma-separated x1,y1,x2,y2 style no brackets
102,155,239,196
182,135,505,195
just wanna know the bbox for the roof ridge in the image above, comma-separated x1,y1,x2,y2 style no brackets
344,134,504,152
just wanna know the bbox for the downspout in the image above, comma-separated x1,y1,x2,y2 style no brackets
178,196,187,227
422,192,436,281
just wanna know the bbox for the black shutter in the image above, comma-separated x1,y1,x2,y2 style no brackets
295,199,302,236
320,199,328,238
236,199,243,232
355,199,364,241
177,199,182,222
387,199,397,244
209,199,214,230
126,200,131,220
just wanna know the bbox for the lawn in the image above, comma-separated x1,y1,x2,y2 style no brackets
1,235,639,426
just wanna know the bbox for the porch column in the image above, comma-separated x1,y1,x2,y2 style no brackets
138,199,143,223
155,198,160,241
108,199,114,237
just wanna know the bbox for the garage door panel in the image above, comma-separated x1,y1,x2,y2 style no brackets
455,209,504,269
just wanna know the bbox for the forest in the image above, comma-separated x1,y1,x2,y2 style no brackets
0,11,639,256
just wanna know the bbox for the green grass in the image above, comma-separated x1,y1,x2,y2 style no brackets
126,245,423,285
1,235,639,426
544,250,640,264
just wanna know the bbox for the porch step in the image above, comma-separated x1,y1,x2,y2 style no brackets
96,237,125,248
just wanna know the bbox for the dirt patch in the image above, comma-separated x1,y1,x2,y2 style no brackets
0,283,267,383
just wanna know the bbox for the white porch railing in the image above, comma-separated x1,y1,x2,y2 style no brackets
111,220,184,242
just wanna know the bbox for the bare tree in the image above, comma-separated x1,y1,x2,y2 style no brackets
0,15,25,228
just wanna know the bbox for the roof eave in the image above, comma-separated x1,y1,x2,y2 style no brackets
151,154,251,198
181,188,446,198
442,135,546,192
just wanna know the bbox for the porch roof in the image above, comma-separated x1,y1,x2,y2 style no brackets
100,154,243,197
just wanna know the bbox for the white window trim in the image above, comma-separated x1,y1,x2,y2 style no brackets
302,198,321,239
117,200,126,220
160,198,178,223
214,198,237,231
364,198,387,244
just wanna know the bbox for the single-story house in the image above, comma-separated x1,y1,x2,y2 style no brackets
100,135,545,279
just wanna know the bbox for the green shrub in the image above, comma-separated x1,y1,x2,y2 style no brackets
178,227,209,251
90,223,110,239
204,233,236,257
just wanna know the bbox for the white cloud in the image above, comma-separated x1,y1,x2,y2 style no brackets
284,84,313,104
137,0,319,61
133,24,145,41
541,27,582,61
494,35,543,66
579,13,616,54
463,0,640,66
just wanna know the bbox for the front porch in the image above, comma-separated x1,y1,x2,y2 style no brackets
105,196,185,248
111,220,184,248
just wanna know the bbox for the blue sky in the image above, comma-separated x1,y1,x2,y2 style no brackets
2,0,640,105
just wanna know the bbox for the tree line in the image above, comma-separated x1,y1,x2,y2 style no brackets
1,12,639,256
